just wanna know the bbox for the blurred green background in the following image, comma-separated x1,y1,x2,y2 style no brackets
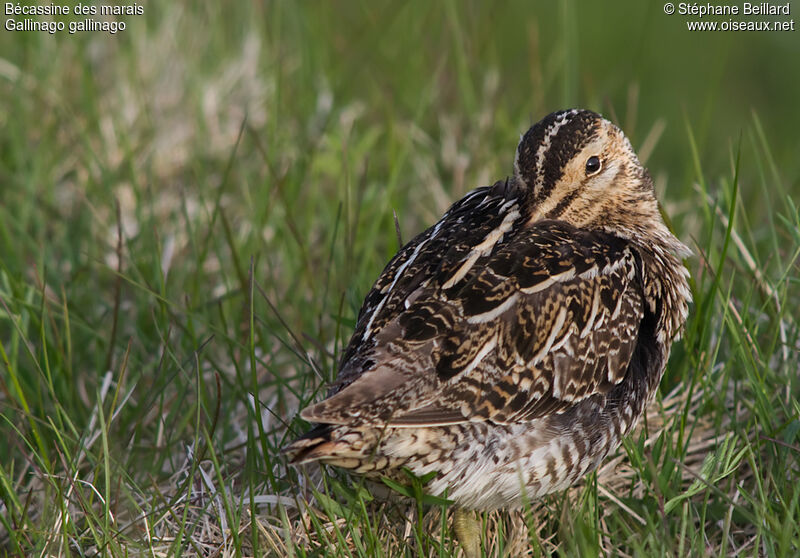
2,1,798,289
1,1,798,555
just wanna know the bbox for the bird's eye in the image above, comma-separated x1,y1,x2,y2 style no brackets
585,156,602,175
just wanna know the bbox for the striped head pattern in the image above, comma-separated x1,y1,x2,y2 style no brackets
513,110,663,242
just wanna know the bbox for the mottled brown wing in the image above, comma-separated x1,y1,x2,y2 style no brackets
324,183,523,394
395,241,644,425
385,224,644,426
301,194,645,427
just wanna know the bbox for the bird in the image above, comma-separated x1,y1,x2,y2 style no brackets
284,109,691,556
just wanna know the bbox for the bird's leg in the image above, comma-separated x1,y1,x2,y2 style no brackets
453,508,481,558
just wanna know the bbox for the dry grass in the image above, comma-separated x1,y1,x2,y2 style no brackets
128,379,746,557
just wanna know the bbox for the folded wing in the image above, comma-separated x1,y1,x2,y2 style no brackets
301,189,645,428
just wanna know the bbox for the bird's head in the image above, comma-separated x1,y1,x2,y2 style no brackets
513,109,674,246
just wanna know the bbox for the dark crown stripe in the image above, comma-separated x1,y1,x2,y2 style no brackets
515,111,572,186
516,110,601,203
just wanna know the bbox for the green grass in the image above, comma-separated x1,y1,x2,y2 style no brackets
1,1,799,556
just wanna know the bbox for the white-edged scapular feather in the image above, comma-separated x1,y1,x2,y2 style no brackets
519,267,576,294
581,285,603,338
531,306,568,365
361,216,450,340
610,285,626,320
467,293,520,324
458,335,498,380
443,204,521,289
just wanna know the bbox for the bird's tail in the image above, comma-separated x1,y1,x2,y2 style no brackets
283,423,336,464
283,423,373,467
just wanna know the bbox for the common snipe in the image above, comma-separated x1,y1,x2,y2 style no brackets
285,109,691,555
